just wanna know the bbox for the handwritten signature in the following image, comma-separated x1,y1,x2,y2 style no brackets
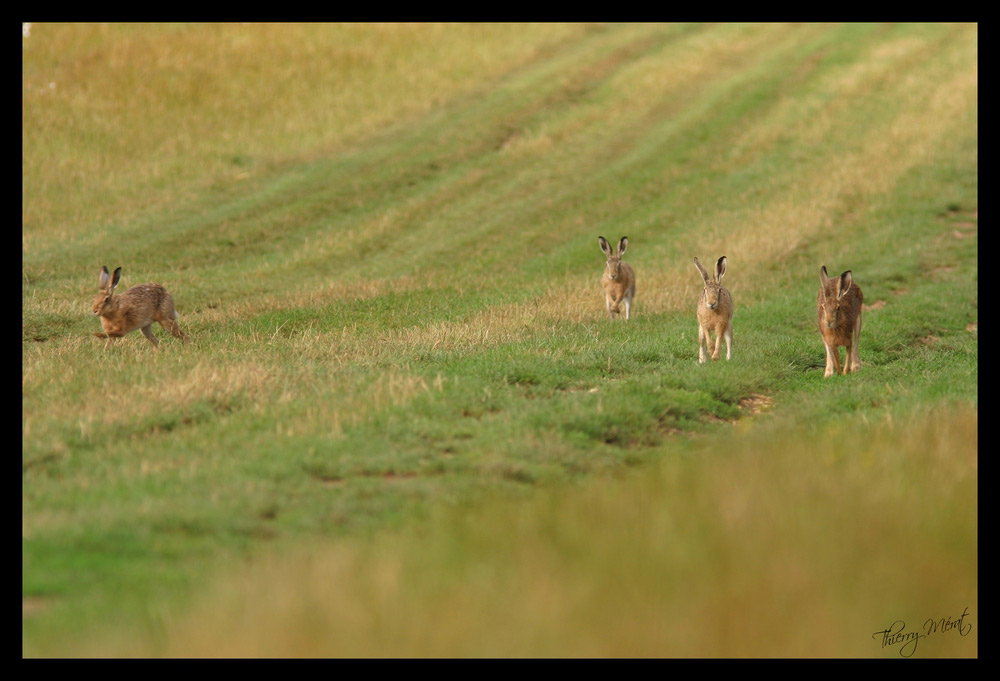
872,607,973,657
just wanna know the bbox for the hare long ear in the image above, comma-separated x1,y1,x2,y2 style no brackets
837,270,853,299
599,236,612,256
617,236,628,256
99,266,110,290
715,256,727,283
819,265,830,287
693,257,710,284
111,267,122,291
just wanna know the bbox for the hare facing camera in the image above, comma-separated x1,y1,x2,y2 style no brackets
817,266,863,377
92,266,187,350
599,236,636,321
694,256,733,363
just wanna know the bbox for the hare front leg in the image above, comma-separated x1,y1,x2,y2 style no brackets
96,328,121,351
605,293,615,321
823,340,841,378
102,332,124,351
710,327,724,361
698,324,708,364
622,296,631,321
723,324,732,360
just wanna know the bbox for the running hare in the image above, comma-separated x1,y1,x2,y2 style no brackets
817,266,863,377
92,266,187,350
694,256,733,363
599,236,635,321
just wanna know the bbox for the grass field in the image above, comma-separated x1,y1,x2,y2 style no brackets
23,22,976,657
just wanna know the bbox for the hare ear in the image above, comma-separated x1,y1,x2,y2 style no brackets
838,270,853,299
111,267,122,290
715,256,727,283
693,257,710,284
599,236,612,256
99,266,110,289
819,265,830,287
617,236,628,256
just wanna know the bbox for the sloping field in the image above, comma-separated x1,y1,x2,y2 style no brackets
23,23,976,657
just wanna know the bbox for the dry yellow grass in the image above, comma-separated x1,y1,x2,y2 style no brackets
22,22,592,248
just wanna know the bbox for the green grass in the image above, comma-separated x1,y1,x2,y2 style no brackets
23,22,976,657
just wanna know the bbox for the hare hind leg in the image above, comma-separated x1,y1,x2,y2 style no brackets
846,313,862,373
842,342,854,374
160,318,187,344
157,305,187,344
848,344,860,373
140,324,160,349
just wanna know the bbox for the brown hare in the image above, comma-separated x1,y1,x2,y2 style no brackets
694,256,733,363
599,236,635,321
817,265,863,377
92,266,187,350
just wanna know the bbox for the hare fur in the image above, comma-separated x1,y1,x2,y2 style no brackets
817,266,863,377
694,256,733,363
599,236,635,321
92,266,187,350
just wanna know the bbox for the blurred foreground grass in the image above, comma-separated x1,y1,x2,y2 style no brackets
78,403,976,658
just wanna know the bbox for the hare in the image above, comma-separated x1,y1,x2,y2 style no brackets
92,266,187,350
817,266,863,377
599,236,636,321
694,256,733,363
